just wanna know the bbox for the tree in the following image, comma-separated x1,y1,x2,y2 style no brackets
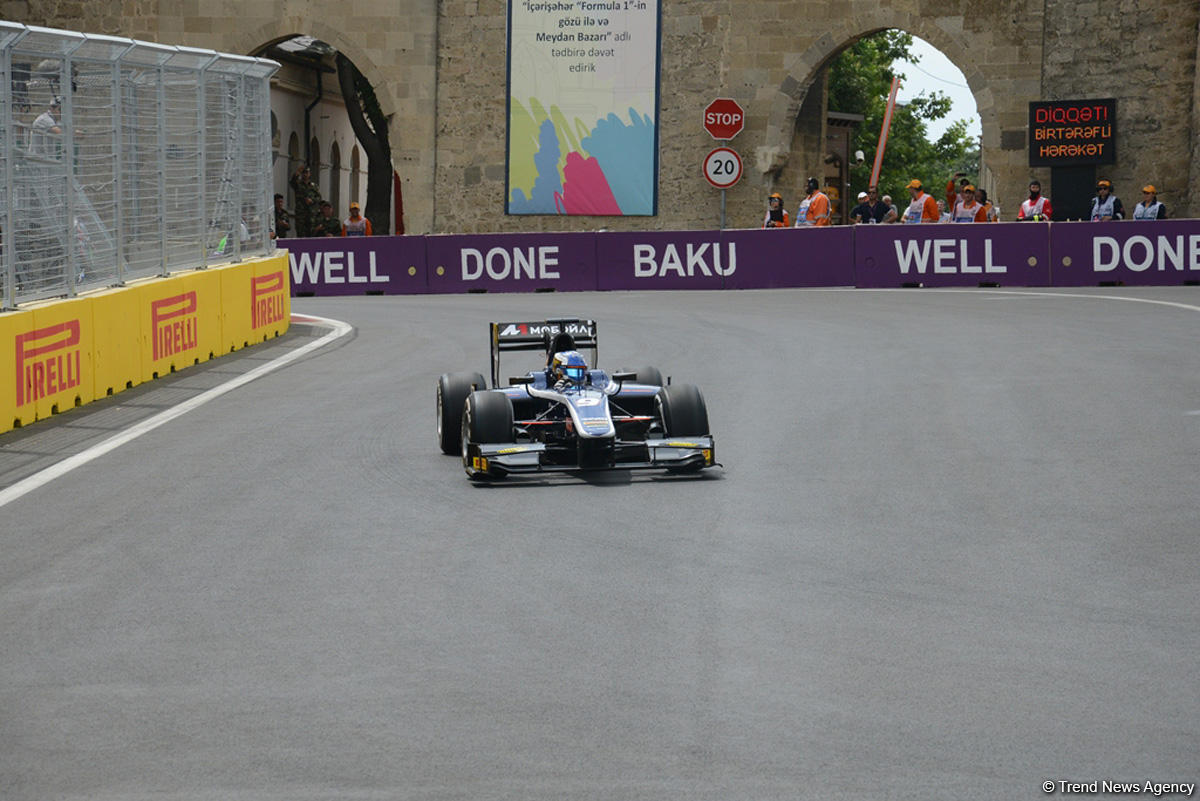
828,30,978,199
335,53,394,235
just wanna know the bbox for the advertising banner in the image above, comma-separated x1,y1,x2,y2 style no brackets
506,0,660,216
854,222,1052,288
425,232,598,293
286,236,429,296
1049,220,1200,286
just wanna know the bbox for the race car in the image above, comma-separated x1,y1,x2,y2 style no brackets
436,318,717,480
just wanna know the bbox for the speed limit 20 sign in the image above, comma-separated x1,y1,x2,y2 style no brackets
703,147,742,189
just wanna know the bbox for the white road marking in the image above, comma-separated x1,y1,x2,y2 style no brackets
0,314,352,509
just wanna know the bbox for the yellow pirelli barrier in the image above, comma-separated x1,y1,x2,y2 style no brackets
1,254,290,435
219,252,289,353
23,296,95,424
91,285,143,398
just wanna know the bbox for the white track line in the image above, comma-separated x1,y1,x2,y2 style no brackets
0,313,352,509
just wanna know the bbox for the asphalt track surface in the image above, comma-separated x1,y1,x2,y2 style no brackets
2,287,1198,800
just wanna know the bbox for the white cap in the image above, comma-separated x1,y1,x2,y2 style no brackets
857,191,867,199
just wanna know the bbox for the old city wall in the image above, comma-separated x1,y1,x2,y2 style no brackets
10,0,1200,231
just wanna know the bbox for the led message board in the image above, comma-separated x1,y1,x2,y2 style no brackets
1028,99,1116,166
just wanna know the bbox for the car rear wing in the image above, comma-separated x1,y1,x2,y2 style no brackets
490,318,598,387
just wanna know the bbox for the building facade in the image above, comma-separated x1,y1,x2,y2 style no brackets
12,0,1200,232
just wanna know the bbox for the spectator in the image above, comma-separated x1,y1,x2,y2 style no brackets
977,188,999,222
936,199,952,223
273,193,291,239
1018,180,1052,220
762,192,789,228
289,163,321,237
851,187,890,224
30,96,63,159
848,191,868,223
880,193,899,223
901,179,939,224
794,177,831,227
1132,185,1167,220
342,201,373,236
1089,179,1124,221
944,172,971,211
952,184,988,222
312,200,340,237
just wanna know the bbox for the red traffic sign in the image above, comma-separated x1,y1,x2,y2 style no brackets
704,98,745,140
703,147,742,189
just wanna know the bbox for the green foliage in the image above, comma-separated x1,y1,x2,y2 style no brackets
828,30,979,199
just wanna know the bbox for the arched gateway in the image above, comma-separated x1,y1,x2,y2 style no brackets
10,1,1200,230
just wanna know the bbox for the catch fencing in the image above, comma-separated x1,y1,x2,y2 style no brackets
1,22,278,309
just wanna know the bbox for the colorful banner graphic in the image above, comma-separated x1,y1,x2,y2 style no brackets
506,0,660,216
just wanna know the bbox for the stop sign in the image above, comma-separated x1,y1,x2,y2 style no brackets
704,98,745,140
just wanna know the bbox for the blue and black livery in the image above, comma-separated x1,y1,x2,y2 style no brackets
436,318,718,480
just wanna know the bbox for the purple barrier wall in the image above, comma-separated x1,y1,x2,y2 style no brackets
595,231,733,290
283,220,1200,295
854,221,1052,288
721,228,855,288
424,232,597,293
287,236,429,295
1049,220,1200,285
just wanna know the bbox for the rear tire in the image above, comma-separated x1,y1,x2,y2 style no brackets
656,383,709,437
462,390,514,478
626,366,664,387
437,372,487,454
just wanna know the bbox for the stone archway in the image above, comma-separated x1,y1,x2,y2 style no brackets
755,14,999,182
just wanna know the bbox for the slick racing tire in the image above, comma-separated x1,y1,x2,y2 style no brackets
655,383,709,437
437,372,487,455
625,366,664,387
462,390,514,479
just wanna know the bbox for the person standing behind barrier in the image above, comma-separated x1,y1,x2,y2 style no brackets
977,189,999,221
272,193,291,240
945,173,971,211
936,199,952,223
1132,185,1167,220
342,201,373,236
880,194,899,223
1089,179,1124,221
902,180,939,224
952,185,988,222
290,164,321,237
1018,180,1052,220
763,192,789,228
312,200,340,237
794,177,831,226
30,96,63,159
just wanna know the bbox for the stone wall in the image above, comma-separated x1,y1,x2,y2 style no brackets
8,0,1200,232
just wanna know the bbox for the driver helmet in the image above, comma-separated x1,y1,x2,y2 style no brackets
551,350,588,385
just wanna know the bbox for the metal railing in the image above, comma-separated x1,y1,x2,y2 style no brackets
1,22,279,309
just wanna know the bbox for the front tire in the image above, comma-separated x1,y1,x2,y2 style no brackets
461,390,514,478
656,383,709,437
437,372,487,454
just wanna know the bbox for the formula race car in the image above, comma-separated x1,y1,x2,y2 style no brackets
436,318,718,480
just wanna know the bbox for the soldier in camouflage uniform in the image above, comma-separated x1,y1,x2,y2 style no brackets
289,164,321,237
311,200,341,237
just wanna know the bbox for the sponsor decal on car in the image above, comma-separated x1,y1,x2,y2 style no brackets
496,321,595,339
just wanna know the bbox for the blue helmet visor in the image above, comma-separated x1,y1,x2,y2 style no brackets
565,366,586,381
